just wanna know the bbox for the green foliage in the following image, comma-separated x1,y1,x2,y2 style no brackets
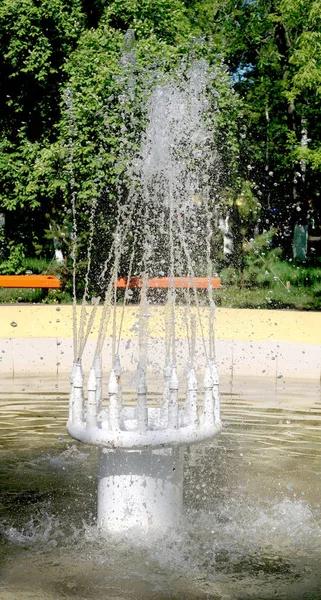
0,288,43,303
214,283,315,310
0,0,85,253
0,242,25,274
218,229,321,309
105,0,192,42
0,0,321,307
41,289,73,304
235,180,260,221
188,0,321,240
0,247,63,276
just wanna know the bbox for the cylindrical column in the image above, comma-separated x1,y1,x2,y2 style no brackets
160,359,171,427
97,447,184,533
113,354,121,383
94,355,102,418
185,368,198,425
108,370,119,430
72,361,84,424
137,364,148,432
86,366,97,427
168,367,179,429
68,360,77,422
210,361,221,425
203,365,214,425
113,354,122,408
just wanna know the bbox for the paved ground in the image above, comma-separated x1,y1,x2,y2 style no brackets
0,306,320,379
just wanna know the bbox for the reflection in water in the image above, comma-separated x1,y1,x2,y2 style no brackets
0,377,321,599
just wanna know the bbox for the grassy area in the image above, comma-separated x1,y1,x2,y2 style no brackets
0,251,321,310
214,251,321,310
0,256,72,304
213,284,318,310
0,278,319,309
0,287,44,303
0,287,72,304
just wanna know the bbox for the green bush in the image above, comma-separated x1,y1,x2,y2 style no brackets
214,230,321,310
0,242,26,274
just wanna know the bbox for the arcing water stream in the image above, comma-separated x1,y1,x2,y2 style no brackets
67,32,221,378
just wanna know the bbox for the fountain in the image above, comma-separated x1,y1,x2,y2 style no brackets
66,34,222,533
2,32,321,600
68,350,221,532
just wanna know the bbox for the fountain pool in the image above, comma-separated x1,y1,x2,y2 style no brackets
1,375,321,600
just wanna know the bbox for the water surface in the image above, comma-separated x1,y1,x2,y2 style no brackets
1,376,320,599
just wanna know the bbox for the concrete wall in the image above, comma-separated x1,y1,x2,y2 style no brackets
0,306,320,380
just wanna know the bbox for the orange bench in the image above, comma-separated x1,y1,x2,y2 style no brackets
116,276,220,289
0,275,61,288
0,275,220,290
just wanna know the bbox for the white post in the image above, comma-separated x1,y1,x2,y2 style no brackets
210,361,221,426
168,367,179,429
185,368,198,425
94,355,102,418
161,359,171,427
72,361,84,424
203,365,214,425
113,354,121,382
108,370,119,430
113,354,122,409
68,360,77,422
97,447,184,533
87,367,97,427
137,364,148,432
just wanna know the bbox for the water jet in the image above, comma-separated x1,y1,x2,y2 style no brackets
66,40,223,533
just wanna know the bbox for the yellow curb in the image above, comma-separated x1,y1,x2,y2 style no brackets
1,306,321,344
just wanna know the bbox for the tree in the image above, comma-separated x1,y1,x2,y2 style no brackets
56,5,241,289
186,0,321,258
0,0,86,253
0,0,242,283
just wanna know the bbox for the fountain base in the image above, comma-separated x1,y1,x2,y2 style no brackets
97,447,184,533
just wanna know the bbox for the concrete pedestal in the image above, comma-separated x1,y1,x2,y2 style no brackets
97,447,184,532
